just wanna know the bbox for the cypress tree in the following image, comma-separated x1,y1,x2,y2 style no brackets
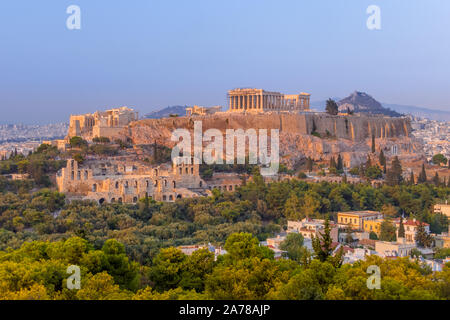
432,172,440,186
306,157,313,172
330,156,337,169
337,154,343,171
371,134,376,153
417,163,427,183
398,216,405,238
379,149,386,167
409,171,415,185
386,156,403,186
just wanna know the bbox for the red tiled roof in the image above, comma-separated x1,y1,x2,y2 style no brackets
394,218,429,227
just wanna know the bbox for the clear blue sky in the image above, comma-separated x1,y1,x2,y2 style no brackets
1,0,449,124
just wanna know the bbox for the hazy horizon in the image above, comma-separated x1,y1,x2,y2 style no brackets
1,0,450,124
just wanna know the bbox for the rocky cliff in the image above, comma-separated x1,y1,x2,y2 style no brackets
123,112,423,168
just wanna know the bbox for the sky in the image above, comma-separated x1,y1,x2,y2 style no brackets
0,0,449,124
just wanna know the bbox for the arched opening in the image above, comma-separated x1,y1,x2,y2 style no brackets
199,181,203,188
133,197,138,203
92,184,97,192
172,181,176,188
146,180,149,188
164,180,167,187
191,167,194,174
229,185,233,191
115,182,119,189
163,195,167,201
185,167,189,174
99,198,105,205
118,197,123,203
111,198,116,203
169,195,173,201
177,194,182,199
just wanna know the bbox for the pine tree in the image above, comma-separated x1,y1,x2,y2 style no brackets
417,163,427,183
342,173,347,184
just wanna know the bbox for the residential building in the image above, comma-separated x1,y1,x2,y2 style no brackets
393,218,430,244
337,211,383,230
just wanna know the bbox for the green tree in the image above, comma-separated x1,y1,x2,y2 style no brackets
398,216,405,238
432,154,448,166
386,156,403,186
325,99,339,115
379,219,397,242
312,218,342,267
280,233,305,262
417,163,427,183
415,223,433,248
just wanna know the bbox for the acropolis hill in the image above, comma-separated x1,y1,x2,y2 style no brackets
65,89,424,168
126,112,421,167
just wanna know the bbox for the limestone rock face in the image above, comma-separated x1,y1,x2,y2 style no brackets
123,113,423,168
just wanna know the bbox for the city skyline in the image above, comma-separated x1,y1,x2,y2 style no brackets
1,0,450,124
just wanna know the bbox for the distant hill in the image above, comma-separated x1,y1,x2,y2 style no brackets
382,103,450,121
144,106,187,119
312,95,450,121
337,91,402,117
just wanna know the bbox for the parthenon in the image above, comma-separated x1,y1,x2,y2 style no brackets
227,88,310,113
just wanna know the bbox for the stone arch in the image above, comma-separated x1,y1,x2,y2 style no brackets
99,198,105,205
177,194,182,199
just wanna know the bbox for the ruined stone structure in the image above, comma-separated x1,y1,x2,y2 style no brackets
56,157,242,203
68,107,138,141
186,105,222,116
227,88,310,113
